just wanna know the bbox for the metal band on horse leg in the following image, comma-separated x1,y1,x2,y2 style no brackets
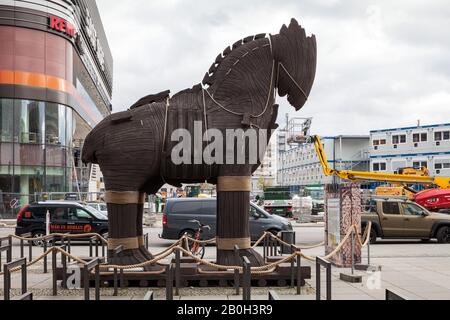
108,237,140,250
105,191,145,205
217,237,252,250
217,176,252,192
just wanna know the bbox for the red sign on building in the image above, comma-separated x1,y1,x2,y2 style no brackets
49,16,76,38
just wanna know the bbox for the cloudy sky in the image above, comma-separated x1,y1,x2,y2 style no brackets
96,0,450,136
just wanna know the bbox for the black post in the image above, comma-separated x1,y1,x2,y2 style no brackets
52,248,57,296
95,263,100,301
43,238,48,274
290,245,295,288
20,238,24,258
61,246,67,289
3,258,27,301
234,245,240,295
296,252,301,295
242,256,251,301
28,238,32,263
95,236,99,258
175,249,181,296
263,236,267,261
315,259,320,301
166,264,173,301
7,236,12,263
113,267,118,296
316,257,332,301
89,237,93,257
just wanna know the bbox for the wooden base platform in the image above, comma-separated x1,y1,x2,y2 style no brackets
56,256,311,288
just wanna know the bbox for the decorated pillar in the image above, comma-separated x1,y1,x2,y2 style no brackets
324,183,362,267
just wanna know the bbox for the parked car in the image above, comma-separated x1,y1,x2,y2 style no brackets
160,198,293,241
15,201,109,245
86,202,108,216
362,198,450,244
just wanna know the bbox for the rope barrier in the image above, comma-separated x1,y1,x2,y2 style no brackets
0,222,373,277
11,233,108,245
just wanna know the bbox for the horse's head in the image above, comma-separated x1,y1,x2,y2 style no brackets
271,19,317,111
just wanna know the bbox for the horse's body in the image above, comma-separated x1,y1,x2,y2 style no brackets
82,19,317,267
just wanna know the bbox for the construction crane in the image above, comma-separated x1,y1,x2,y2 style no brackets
311,135,450,190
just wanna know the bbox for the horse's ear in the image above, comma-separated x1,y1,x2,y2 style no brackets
280,24,288,35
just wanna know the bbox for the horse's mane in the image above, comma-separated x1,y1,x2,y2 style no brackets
202,33,268,87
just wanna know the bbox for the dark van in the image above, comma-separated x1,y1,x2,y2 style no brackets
15,201,109,245
161,198,293,241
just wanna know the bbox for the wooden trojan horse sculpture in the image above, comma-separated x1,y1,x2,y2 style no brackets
82,18,317,268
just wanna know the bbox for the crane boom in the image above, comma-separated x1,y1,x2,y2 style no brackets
311,135,450,189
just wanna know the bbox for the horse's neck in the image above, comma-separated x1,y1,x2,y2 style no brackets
207,53,275,130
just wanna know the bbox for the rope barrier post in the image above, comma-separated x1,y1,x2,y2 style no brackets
95,236,99,258
20,237,24,258
242,256,251,301
175,249,181,296
28,237,32,263
263,235,267,261
367,239,371,266
290,245,295,288
67,235,71,263
43,237,48,274
61,246,67,289
165,264,173,301
351,232,355,275
89,236,93,257
83,258,100,301
296,251,302,295
234,245,240,295
112,245,124,294
316,257,332,301
145,233,149,250
113,266,118,296
7,235,12,263
95,262,100,301
3,258,27,301
101,233,107,258
52,248,57,296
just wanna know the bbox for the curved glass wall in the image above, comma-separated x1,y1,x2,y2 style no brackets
0,98,77,206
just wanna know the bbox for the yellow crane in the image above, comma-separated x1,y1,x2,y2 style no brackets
311,135,450,190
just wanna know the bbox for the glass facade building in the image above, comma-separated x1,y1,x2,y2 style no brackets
0,0,113,216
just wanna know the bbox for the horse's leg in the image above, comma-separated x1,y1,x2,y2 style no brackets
106,191,153,270
216,176,264,266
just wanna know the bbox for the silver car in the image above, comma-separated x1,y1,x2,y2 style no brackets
87,202,108,216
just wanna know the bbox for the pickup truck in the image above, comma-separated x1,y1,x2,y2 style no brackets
362,198,450,244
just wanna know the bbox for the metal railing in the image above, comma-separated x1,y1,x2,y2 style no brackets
83,258,100,301
242,256,251,301
0,236,12,272
3,258,28,300
316,257,332,301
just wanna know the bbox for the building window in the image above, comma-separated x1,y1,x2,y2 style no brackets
413,133,427,143
413,161,428,169
392,135,406,144
373,163,387,172
373,140,379,146
435,162,450,170
435,131,450,141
